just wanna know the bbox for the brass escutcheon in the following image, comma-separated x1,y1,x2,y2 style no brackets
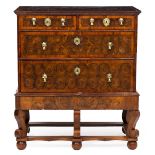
44,18,51,27
74,37,80,45
103,18,110,27
74,67,81,75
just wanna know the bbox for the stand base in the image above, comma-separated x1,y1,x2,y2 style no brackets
15,120,138,150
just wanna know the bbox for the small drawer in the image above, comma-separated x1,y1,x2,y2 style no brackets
20,60,135,93
18,15,76,30
20,31,135,58
79,16,135,30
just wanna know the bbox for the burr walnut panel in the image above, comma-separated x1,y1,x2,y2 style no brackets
18,15,76,30
20,31,135,58
16,93,139,110
20,60,135,93
79,16,135,30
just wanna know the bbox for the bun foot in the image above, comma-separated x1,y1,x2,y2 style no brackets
72,142,82,150
127,141,137,150
17,141,27,150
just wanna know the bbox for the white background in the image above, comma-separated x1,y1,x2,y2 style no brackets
0,0,154,154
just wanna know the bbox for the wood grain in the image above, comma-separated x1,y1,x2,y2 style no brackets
79,16,135,30
15,92,139,110
18,15,76,30
20,31,135,58
19,60,135,93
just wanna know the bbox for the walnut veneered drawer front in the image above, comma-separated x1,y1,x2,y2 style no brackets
18,16,76,30
20,60,135,93
20,31,135,58
79,16,135,30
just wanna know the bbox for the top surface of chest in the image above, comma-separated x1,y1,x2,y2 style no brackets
14,6,141,15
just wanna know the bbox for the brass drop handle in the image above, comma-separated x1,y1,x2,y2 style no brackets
61,18,66,26
103,18,110,27
31,17,36,26
108,42,113,50
119,18,124,25
107,73,112,83
44,18,51,27
74,67,80,75
42,42,47,50
42,73,47,82
74,37,80,45
90,18,95,26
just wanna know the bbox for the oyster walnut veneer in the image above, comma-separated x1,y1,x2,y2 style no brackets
14,6,141,150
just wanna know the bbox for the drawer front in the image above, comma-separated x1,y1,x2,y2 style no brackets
18,16,76,30
79,16,135,30
20,60,135,93
20,31,135,58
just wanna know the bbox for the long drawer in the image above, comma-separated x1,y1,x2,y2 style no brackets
20,60,135,93
20,31,135,58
